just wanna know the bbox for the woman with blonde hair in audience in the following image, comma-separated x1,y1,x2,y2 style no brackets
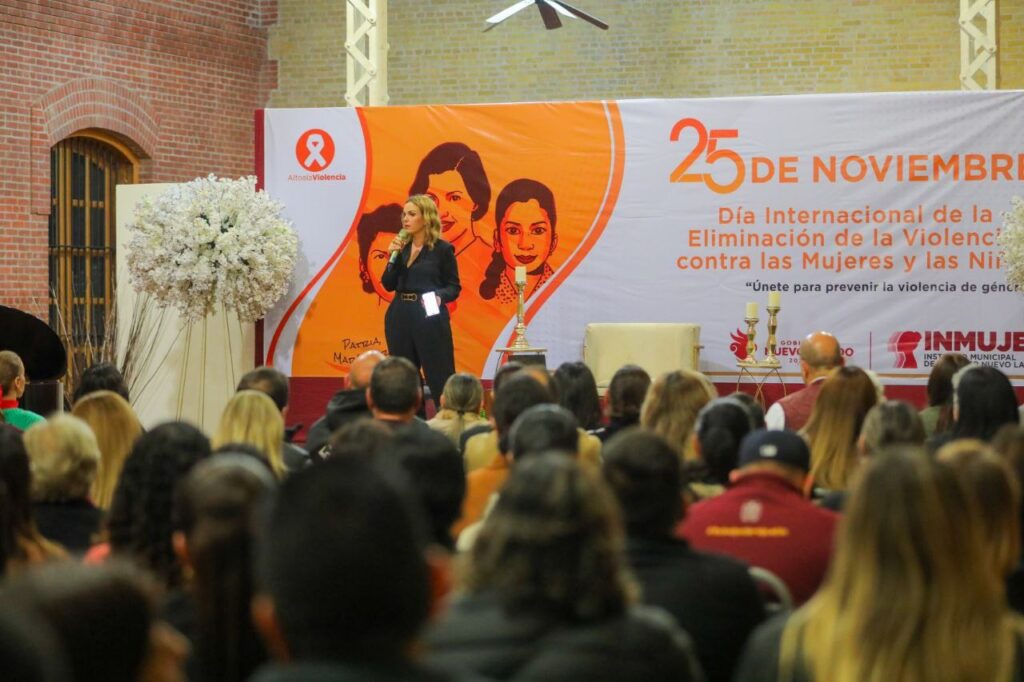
72,390,143,510
428,372,485,445
938,439,1020,581
640,369,717,460
736,448,1024,682
212,390,285,479
23,415,103,554
801,366,878,492
0,426,65,574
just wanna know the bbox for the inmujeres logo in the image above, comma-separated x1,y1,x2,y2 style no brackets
889,330,1024,369
730,329,754,361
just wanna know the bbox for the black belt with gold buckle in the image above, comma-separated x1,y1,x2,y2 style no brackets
399,292,419,302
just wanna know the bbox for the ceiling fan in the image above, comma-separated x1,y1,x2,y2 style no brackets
484,0,609,31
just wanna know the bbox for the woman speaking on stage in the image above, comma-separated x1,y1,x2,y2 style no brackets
382,194,461,411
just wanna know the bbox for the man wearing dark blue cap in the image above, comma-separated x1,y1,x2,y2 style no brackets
678,430,838,605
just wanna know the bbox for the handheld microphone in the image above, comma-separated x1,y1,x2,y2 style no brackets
389,229,409,264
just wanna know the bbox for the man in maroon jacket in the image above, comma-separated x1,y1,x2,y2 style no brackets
764,331,843,431
679,430,838,605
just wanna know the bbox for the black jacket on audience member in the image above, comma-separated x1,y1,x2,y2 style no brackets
427,591,704,681
249,661,457,682
626,536,764,682
32,499,102,554
304,388,373,459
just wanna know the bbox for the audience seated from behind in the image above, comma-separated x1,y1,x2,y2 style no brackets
456,403,583,552
592,364,651,443
679,430,838,606
428,453,705,681
0,561,188,682
603,427,764,682
325,418,396,461
213,390,288,479
686,397,757,502
427,373,486,446
729,392,766,430
932,364,1020,450
640,368,716,461
453,373,552,539
0,350,45,430
388,428,467,553
303,349,384,461
800,366,878,494
367,356,433,433
734,448,1024,682
71,390,144,510
72,361,131,404
101,422,211,585
458,361,523,455
553,361,603,432
764,331,843,431
23,415,102,554
819,400,925,511
250,455,453,682
0,426,65,575
465,366,602,474
166,455,277,682
919,352,971,438
236,366,310,472
994,425,1024,616
0,602,69,682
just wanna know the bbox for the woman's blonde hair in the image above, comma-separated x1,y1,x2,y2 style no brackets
430,372,484,445
23,415,101,501
782,448,1022,682
802,366,878,490
937,439,1021,577
212,390,285,479
640,369,716,460
407,194,442,248
72,390,143,509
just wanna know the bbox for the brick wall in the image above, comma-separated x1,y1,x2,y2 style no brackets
0,0,277,320
266,1,1023,105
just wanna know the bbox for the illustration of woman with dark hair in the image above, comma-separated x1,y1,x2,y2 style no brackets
409,142,492,260
357,203,403,305
479,178,558,304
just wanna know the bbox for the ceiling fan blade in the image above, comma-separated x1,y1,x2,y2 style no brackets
547,0,610,29
537,0,563,29
544,0,574,17
484,0,537,27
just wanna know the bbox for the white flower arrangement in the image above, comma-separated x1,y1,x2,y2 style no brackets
999,195,1024,292
128,175,298,323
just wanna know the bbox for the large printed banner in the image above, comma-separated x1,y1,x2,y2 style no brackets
259,91,1024,382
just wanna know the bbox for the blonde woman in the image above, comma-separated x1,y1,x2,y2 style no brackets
72,390,143,509
428,372,484,445
640,369,717,460
736,448,1024,682
212,390,285,479
23,414,102,553
382,194,461,413
938,439,1020,580
801,366,878,491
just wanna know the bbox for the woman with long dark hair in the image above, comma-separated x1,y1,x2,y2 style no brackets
553,361,602,432
479,179,558,304
950,365,1019,443
170,455,276,682
106,422,211,588
429,454,703,681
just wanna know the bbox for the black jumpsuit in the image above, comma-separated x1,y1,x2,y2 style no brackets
381,238,461,406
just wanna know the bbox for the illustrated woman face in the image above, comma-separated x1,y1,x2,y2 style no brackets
426,170,475,242
402,201,426,237
365,230,396,302
498,199,557,272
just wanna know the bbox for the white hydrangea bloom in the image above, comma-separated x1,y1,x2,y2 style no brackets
998,196,1024,292
127,175,298,323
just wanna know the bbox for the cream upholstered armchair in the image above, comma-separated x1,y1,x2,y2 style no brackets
582,323,702,390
